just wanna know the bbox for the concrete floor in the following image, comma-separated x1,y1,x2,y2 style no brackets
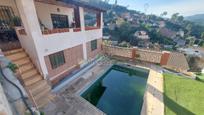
42,58,111,115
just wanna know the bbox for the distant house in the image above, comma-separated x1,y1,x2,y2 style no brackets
134,31,150,40
178,47,204,58
134,31,150,48
121,12,131,20
108,23,116,30
173,37,186,47
159,27,177,39
164,45,173,49
103,35,111,40
159,21,165,28
177,30,185,37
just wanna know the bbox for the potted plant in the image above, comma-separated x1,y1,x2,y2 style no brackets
7,62,19,77
12,16,21,27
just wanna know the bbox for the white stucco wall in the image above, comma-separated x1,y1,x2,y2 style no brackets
16,0,48,77
40,29,102,56
15,27,41,70
15,0,103,79
0,0,19,16
35,2,74,29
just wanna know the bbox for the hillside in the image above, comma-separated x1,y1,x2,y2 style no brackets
185,14,204,26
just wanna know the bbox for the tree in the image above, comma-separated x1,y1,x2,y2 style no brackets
160,11,168,17
177,16,184,22
171,13,179,21
186,23,192,35
201,32,204,40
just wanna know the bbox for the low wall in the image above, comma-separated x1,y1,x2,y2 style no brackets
103,45,132,58
102,45,189,72
136,49,162,64
103,45,163,64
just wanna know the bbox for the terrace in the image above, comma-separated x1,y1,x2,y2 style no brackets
0,44,200,115
41,56,164,115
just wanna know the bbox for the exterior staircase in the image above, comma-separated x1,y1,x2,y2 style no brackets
4,48,53,108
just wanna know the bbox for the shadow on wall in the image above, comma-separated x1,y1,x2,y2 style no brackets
147,84,195,115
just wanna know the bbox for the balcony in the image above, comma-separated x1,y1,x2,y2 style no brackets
33,0,102,36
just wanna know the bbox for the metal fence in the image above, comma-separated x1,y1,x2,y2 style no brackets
0,5,20,42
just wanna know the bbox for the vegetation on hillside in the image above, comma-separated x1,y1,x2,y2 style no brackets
80,0,204,47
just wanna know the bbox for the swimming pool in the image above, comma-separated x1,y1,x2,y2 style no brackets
81,65,149,115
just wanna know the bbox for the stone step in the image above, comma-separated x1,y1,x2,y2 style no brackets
21,69,38,80
24,75,42,86
19,63,34,74
4,48,23,55
6,52,27,61
14,57,30,67
33,86,51,102
27,80,49,96
36,96,51,108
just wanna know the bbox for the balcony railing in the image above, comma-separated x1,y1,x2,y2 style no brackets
42,28,69,35
41,27,83,35
85,26,100,31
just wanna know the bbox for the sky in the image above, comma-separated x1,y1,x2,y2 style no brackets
108,0,204,17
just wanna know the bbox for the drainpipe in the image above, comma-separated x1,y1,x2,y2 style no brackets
0,67,34,115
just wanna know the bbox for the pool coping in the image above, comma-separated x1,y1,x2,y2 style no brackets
76,64,113,95
107,62,164,115
78,63,153,115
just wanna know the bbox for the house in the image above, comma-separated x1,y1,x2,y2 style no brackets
159,21,165,28
0,0,104,108
159,27,177,39
134,31,150,40
134,31,150,48
174,37,186,47
177,30,185,37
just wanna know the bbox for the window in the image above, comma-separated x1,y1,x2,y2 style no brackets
91,40,97,51
49,51,65,69
51,14,69,28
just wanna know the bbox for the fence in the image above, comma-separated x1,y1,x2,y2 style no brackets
102,45,190,72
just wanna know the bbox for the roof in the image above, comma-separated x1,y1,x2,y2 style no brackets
58,0,106,12
166,52,189,71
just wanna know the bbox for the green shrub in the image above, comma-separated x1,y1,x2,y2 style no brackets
7,62,18,73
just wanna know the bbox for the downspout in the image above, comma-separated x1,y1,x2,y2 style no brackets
0,67,34,115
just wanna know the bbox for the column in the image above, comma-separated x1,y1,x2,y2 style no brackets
15,0,48,78
79,7,85,31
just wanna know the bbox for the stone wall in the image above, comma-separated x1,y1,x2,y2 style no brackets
103,45,133,58
136,49,162,64
103,45,162,63
102,45,189,72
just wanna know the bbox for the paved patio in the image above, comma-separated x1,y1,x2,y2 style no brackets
42,57,164,115
42,58,112,115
